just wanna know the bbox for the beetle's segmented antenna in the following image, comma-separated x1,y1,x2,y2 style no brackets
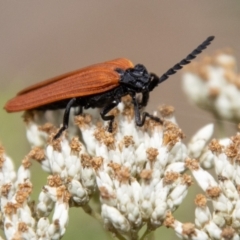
158,36,215,84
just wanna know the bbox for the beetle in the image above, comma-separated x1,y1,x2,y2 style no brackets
4,36,214,139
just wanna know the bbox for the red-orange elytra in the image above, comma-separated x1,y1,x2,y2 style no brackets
5,58,133,112
4,36,215,138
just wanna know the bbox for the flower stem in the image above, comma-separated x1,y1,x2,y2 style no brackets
214,114,225,138
81,203,102,222
139,227,154,240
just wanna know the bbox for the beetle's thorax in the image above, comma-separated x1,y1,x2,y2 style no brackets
117,64,151,93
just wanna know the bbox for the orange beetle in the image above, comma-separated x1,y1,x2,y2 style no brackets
5,36,214,138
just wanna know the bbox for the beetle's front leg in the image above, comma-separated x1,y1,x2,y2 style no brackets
54,98,77,139
138,91,149,109
131,95,163,127
100,100,120,132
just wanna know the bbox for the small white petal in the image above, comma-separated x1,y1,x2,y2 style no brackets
151,202,167,225
37,217,50,238
101,204,130,232
191,166,218,191
188,124,214,158
68,179,88,203
165,162,186,173
199,150,214,169
205,221,222,239
26,122,48,147
16,165,30,184
195,206,211,228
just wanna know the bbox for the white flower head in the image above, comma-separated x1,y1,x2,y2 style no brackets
1,95,190,239
173,132,240,240
182,50,240,125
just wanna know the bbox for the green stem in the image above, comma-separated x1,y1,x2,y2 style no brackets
109,229,127,240
139,227,153,240
81,203,102,222
213,113,225,138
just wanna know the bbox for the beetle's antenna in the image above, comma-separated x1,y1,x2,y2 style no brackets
158,36,215,84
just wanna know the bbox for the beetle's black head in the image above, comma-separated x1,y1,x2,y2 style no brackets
117,64,151,92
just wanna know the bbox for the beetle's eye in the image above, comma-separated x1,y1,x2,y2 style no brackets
134,64,145,71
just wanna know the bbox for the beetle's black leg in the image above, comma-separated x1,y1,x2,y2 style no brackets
54,98,76,139
132,95,163,127
139,91,149,109
100,100,119,132
148,73,160,92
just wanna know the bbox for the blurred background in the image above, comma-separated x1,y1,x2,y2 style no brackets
0,1,240,239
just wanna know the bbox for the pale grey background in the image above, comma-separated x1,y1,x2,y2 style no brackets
0,1,239,239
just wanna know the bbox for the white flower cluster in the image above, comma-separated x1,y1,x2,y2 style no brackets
0,97,192,239
0,145,70,239
165,132,240,240
182,51,240,124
